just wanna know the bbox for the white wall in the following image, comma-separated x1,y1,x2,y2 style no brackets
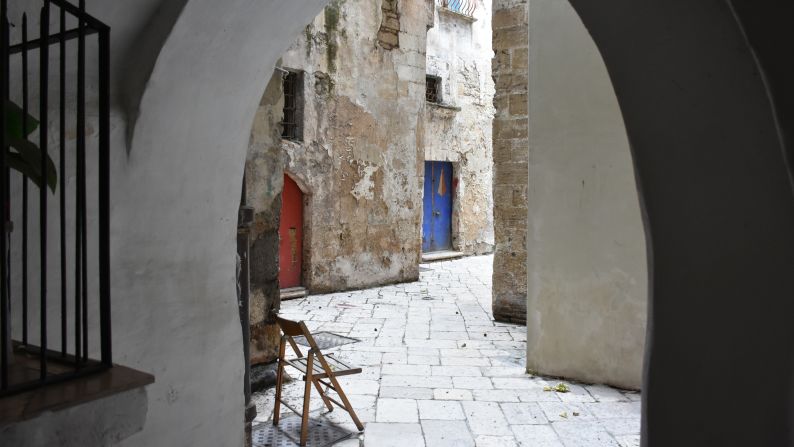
525,0,647,389
114,2,331,444
3,1,329,445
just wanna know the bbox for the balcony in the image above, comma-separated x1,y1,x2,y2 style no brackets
437,0,477,19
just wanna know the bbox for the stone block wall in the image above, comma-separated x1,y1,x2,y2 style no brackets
491,0,528,323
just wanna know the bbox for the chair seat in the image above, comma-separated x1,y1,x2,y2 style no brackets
292,332,360,350
286,354,362,378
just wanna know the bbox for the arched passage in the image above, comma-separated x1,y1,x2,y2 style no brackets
6,0,790,445
563,1,794,446
115,1,330,445
119,0,794,444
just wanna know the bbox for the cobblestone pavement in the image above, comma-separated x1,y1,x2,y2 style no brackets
253,254,641,447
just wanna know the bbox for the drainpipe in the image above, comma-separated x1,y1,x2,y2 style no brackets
237,177,256,441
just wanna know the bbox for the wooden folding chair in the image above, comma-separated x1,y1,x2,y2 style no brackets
273,316,365,446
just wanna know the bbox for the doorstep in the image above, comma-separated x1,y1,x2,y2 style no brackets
280,287,308,300
421,250,465,262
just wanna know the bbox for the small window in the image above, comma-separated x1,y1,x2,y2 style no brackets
426,75,441,104
281,71,303,141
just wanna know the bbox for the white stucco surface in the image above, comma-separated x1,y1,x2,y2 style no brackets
1,389,148,446
3,1,330,446
525,0,647,389
114,2,331,445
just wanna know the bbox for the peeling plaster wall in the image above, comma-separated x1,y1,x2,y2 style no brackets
525,0,647,389
246,0,433,297
425,0,495,255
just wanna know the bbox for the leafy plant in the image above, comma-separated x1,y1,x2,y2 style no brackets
5,100,56,192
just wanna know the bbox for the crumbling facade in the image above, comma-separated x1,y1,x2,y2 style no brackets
244,0,495,364
245,74,287,364
245,0,434,363
425,0,495,255
491,0,529,323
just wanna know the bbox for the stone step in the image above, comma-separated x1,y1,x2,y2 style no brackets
421,250,465,263
280,287,308,300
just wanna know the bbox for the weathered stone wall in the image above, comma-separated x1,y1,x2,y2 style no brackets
244,0,433,332
245,74,286,364
281,0,431,292
425,0,495,255
491,0,528,323
246,0,494,362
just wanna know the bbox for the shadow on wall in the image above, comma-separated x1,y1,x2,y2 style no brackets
565,0,794,446
524,0,647,391
117,0,190,144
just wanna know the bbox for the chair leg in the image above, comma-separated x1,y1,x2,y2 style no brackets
300,355,314,446
273,337,287,425
328,375,364,431
313,379,334,412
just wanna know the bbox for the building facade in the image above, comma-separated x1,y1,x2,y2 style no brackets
245,0,495,363
425,0,495,256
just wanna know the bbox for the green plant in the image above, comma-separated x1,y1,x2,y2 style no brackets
6,100,56,192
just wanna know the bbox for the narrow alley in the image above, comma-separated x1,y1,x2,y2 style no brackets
252,255,641,446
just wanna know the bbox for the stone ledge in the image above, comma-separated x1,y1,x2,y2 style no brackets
427,101,462,112
0,363,154,427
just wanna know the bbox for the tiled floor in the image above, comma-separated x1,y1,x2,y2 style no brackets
253,255,641,447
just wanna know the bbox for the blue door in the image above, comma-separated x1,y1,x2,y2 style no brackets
422,161,453,252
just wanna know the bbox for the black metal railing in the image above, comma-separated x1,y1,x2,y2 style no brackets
438,0,477,17
0,0,110,396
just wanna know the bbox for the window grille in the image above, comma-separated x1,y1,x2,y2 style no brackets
1,0,112,396
281,71,302,142
426,76,441,104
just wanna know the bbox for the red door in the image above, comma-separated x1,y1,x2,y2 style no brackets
279,175,303,289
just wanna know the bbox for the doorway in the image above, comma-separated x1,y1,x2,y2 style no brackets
422,161,454,253
279,174,303,289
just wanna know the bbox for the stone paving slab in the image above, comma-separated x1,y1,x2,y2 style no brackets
253,255,642,446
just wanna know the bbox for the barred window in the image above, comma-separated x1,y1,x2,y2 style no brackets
281,71,303,141
426,75,441,104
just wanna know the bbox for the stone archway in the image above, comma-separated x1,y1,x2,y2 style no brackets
501,0,792,444
563,1,794,446
115,2,330,445
122,0,792,444
16,0,787,445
